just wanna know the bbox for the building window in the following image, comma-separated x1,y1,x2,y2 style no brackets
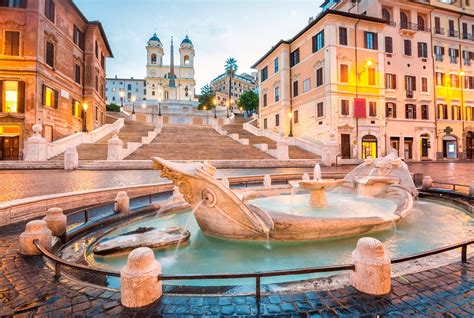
312,31,324,53
316,67,323,87
382,8,391,23
386,102,396,118
450,74,460,88
405,75,416,98
463,50,473,66
449,48,459,64
95,41,99,58
339,27,348,45
452,105,461,120
261,66,268,82
293,80,299,97
1,80,25,113
274,87,279,102
436,72,445,86
405,104,416,119
404,39,412,56
435,46,444,62
341,99,349,116
72,99,81,117
290,48,300,67
448,19,456,37
421,77,428,93
417,15,426,31
275,114,280,127
417,42,428,58
467,106,474,121
45,41,54,67
465,76,474,89
75,64,81,84
385,73,396,89
45,0,55,23
369,102,377,117
294,110,299,124
437,104,448,120
400,12,409,29
73,26,84,50
385,36,393,53
434,17,442,34
340,64,348,83
127,84,132,90
368,67,376,85
303,78,311,93
263,118,268,129
364,32,378,50
317,102,324,117
101,54,105,69
0,0,27,8
4,31,20,56
421,105,429,120
263,93,267,107
273,57,279,73
42,85,58,108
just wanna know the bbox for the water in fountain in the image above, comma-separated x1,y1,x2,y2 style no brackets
265,232,271,250
314,164,322,181
172,200,204,258
302,173,310,181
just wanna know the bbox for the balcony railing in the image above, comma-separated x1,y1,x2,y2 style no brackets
434,27,444,35
448,30,459,37
450,57,459,64
406,90,415,99
400,22,418,31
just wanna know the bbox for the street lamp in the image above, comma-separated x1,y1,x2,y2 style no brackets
226,100,230,118
158,96,162,116
213,97,217,119
131,95,136,114
119,90,125,110
82,102,88,132
203,105,208,125
288,111,293,137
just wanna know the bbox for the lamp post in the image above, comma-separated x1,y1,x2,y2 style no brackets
213,97,217,119
119,90,125,110
131,95,136,114
203,105,208,125
82,102,88,132
226,100,230,118
288,111,293,137
158,96,162,116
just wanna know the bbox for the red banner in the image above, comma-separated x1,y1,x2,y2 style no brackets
354,98,366,118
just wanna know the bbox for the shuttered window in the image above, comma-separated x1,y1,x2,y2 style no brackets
42,84,58,108
0,80,25,113
339,27,348,45
45,41,54,67
4,31,20,56
417,42,428,58
404,39,412,56
385,36,393,53
75,64,81,84
45,0,55,23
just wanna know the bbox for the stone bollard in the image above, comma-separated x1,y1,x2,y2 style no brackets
43,207,67,238
276,140,289,160
121,247,162,308
64,146,79,170
351,237,391,295
107,131,123,161
221,177,230,188
470,181,474,198
263,174,272,189
421,176,433,190
302,173,310,181
24,124,49,161
19,220,52,255
114,191,130,214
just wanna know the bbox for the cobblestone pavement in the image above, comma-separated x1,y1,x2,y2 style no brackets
0,162,473,202
0,222,472,317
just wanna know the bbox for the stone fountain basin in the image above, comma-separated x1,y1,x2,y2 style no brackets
297,179,345,190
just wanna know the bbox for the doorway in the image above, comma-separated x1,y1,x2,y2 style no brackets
404,137,413,160
341,134,351,159
442,135,457,159
420,134,430,159
0,136,20,160
361,135,377,159
466,132,473,159
390,137,400,155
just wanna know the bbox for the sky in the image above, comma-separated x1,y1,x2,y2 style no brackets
75,0,321,90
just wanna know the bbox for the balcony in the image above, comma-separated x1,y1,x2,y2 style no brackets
462,33,474,41
450,57,458,64
435,55,444,62
400,22,418,32
434,27,445,35
406,91,415,99
448,30,459,38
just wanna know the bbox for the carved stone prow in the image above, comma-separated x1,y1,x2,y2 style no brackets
151,157,274,240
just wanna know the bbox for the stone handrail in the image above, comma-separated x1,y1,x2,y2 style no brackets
46,119,124,159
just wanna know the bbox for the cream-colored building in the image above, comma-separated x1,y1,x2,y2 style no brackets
253,0,474,161
210,72,257,111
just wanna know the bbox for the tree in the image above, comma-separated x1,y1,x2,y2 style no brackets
224,57,238,116
238,90,258,116
197,84,216,110
106,103,121,112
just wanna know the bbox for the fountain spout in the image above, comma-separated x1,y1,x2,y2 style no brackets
314,163,322,181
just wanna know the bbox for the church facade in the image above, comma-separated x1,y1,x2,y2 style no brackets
145,34,196,102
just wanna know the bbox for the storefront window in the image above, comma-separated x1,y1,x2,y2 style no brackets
361,135,378,159
72,100,81,117
4,81,18,113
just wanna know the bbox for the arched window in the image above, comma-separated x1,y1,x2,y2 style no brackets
184,55,190,65
400,12,409,29
382,8,391,23
151,54,157,64
417,15,425,31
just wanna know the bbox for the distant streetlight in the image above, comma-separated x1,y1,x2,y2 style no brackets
131,95,137,114
213,97,217,118
119,90,125,110
158,96,162,116
82,102,89,132
288,111,293,137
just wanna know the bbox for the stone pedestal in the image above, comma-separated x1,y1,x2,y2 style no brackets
351,237,391,295
114,191,130,214
276,140,289,160
64,146,79,170
43,207,67,237
107,133,123,161
120,247,162,308
421,176,433,191
24,124,49,161
263,174,272,189
309,189,327,208
470,181,474,197
19,220,52,255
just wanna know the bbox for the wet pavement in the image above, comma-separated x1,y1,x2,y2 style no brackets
0,162,473,202
0,221,472,317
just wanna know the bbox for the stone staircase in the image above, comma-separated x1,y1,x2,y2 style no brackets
223,119,319,159
125,124,274,160
51,121,157,161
